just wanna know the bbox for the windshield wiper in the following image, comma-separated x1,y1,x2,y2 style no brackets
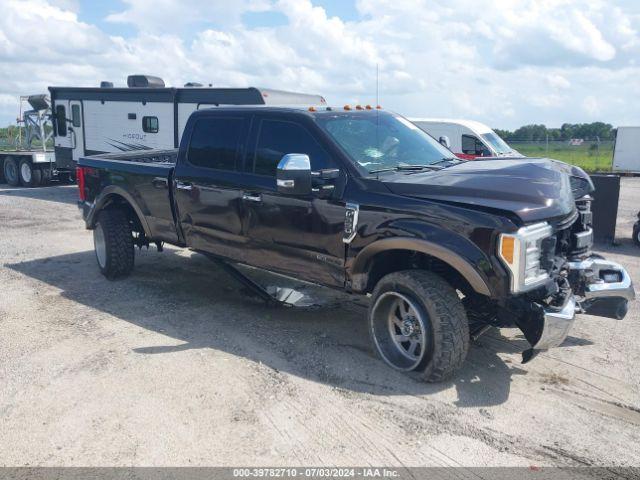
429,157,464,166
369,164,441,174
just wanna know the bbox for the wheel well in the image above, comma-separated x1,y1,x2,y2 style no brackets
362,249,475,296
100,194,145,237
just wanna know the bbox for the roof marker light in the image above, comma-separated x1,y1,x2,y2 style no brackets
365,105,372,110
308,106,316,112
376,105,382,109
355,105,363,110
344,105,351,110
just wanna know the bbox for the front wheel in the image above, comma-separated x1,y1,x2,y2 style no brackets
94,209,135,279
369,270,469,382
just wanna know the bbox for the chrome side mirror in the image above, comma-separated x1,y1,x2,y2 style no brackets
276,154,312,195
439,135,451,149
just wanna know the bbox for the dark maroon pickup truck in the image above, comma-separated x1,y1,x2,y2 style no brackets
76,106,634,382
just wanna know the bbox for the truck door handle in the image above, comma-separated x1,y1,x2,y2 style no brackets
242,193,262,203
152,177,168,189
176,181,193,191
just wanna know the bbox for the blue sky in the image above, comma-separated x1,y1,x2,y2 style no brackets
0,0,639,129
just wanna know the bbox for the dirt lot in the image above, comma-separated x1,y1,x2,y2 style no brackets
0,179,639,468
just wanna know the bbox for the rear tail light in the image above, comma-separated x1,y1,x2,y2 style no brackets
77,166,86,201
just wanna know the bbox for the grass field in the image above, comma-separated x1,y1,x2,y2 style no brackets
510,140,614,172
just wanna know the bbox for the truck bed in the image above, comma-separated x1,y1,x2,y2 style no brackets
79,149,177,175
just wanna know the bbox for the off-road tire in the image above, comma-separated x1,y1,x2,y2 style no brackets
19,158,41,187
369,270,469,382
94,208,135,280
3,157,20,186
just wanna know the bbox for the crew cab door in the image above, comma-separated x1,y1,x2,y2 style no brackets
239,114,346,287
173,112,252,260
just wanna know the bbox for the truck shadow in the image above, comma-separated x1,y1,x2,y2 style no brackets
6,248,591,408
0,184,77,205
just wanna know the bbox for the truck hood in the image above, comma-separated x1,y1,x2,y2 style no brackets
382,158,592,224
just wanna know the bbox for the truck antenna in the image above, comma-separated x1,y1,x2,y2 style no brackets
376,63,380,178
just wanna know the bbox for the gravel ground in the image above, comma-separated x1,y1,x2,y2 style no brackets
0,179,639,468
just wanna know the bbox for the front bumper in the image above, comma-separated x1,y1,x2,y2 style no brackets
524,256,634,358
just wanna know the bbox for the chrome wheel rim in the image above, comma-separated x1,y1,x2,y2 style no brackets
371,291,429,371
20,163,32,183
93,223,107,269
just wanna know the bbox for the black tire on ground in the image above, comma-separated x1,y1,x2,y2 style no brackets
18,158,41,187
369,270,469,383
58,171,76,184
40,167,52,186
633,222,640,247
3,157,20,186
93,208,135,280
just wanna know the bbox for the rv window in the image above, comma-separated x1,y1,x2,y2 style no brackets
254,119,331,176
71,105,81,127
56,105,67,136
187,117,245,171
142,116,159,133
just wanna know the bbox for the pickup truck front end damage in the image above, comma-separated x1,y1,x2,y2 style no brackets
496,194,634,361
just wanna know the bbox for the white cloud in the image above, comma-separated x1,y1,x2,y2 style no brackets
0,0,638,129
582,95,600,115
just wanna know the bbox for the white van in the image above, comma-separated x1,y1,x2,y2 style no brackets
612,126,640,173
410,118,522,159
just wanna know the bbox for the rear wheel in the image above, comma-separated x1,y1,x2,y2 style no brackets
40,167,52,186
3,157,20,186
369,270,469,382
19,159,41,187
94,208,135,279
633,222,640,247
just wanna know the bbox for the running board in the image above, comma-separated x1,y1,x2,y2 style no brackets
203,254,316,307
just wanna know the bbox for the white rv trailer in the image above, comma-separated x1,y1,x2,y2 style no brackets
49,75,327,173
612,127,640,173
410,118,522,159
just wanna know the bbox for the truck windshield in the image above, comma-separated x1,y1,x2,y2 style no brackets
315,111,455,173
481,132,513,155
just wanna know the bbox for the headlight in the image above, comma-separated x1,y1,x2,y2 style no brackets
498,222,553,293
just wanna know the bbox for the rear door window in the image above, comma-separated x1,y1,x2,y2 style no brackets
253,119,331,176
187,117,247,171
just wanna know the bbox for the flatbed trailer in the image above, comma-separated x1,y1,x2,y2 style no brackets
0,149,59,187
0,94,73,187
